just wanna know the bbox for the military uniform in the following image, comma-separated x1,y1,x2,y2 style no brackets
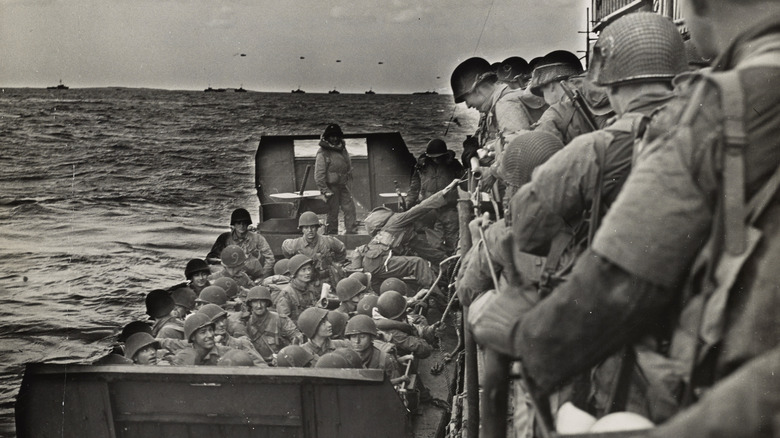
226,311,249,337
207,230,275,279
376,318,433,359
358,344,401,379
300,338,352,365
245,310,302,363
281,234,347,285
274,279,320,322
361,192,450,287
209,268,254,291
151,315,184,340
315,139,357,234
480,84,548,149
504,18,780,426
172,344,234,366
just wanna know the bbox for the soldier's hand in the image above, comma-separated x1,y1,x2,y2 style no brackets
443,178,460,194
468,290,524,358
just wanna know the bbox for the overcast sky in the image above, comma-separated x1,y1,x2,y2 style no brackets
1,0,588,93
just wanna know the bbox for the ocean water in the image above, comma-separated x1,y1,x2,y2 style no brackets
0,87,478,436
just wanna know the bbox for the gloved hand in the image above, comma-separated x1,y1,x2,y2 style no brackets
468,289,526,358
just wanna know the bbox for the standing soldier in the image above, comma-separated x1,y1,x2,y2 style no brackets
407,139,465,254
281,211,348,285
471,4,780,436
243,286,303,364
530,50,614,145
315,123,358,235
206,208,275,280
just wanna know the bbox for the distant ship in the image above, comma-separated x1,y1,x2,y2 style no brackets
234,86,247,93
412,90,438,95
204,87,226,92
328,89,340,95
46,80,69,90
365,89,376,95
291,88,306,94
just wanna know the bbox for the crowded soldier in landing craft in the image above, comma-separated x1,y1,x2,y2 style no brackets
101,2,778,436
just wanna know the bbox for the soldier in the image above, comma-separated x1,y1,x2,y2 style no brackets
530,50,614,145
274,254,327,322
356,294,379,317
195,285,228,310
145,289,184,339
313,352,352,369
173,313,234,366
497,56,533,90
170,286,197,320
345,314,401,379
206,208,274,280
375,291,434,359
298,307,351,365
212,277,241,301
184,258,211,295
348,271,374,295
334,277,369,316
327,310,349,339
243,286,303,364
124,332,166,366
360,179,460,289
209,245,255,290
315,123,358,235
198,303,267,366
281,211,348,285
407,139,465,253
471,4,780,435
276,345,315,368
499,131,564,215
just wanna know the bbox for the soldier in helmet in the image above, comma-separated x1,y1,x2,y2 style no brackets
355,294,379,317
469,6,780,432
281,211,348,285
243,286,303,364
210,245,255,290
497,56,533,91
172,313,235,366
345,314,401,379
334,277,371,316
298,307,351,365
184,258,211,295
327,310,349,339
195,285,229,310
274,254,328,322
348,271,374,295
145,289,185,340
375,291,435,359
198,303,268,366
407,139,465,254
276,345,315,368
124,332,168,366
170,286,197,320
206,208,274,280
315,123,358,235
360,179,460,291
530,50,614,145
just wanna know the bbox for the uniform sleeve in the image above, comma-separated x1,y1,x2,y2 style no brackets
393,331,433,359
207,232,230,262
237,336,270,367
407,167,422,206
314,151,329,193
275,294,292,319
256,234,276,278
328,237,347,263
455,220,513,306
386,191,447,230
532,104,567,144
279,315,303,345
648,346,780,438
156,338,188,354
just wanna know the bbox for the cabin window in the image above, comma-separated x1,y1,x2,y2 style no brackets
293,138,369,158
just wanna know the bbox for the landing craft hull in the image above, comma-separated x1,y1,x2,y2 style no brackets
255,132,416,256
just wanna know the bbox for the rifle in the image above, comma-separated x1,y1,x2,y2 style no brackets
559,80,599,132
393,179,407,212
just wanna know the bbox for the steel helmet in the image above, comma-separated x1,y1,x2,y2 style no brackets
379,277,409,296
499,131,564,187
145,289,175,319
334,347,363,368
171,286,197,311
529,50,584,96
323,123,344,138
298,211,321,228
377,290,407,320
276,345,314,367
288,254,314,277
348,272,370,288
273,259,291,276
123,332,160,360
336,277,366,302
364,207,393,236
589,12,686,86
314,352,351,369
245,286,273,306
497,56,531,83
356,295,379,317
220,245,247,268
327,310,349,339
198,303,228,322
183,313,214,342
297,307,329,339
450,57,492,103
211,277,239,299
425,139,449,158
118,321,153,343
218,349,255,367
197,286,228,306
184,258,210,279
230,208,252,225
345,314,378,337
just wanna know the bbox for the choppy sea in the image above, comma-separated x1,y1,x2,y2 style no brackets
0,87,478,436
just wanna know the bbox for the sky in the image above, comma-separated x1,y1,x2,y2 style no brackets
1,0,589,93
